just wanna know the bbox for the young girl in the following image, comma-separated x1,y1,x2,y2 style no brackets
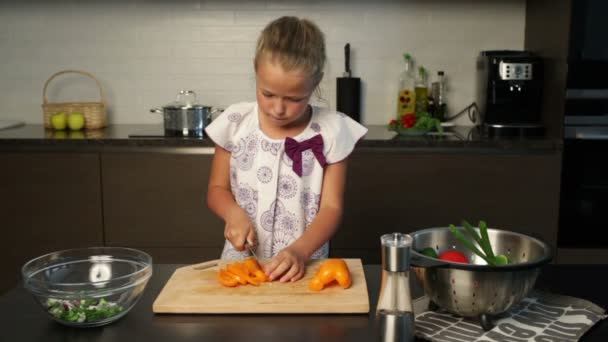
205,16,367,283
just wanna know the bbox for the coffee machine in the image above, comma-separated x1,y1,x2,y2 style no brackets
476,50,544,136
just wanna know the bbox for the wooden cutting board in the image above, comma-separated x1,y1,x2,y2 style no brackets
152,258,370,314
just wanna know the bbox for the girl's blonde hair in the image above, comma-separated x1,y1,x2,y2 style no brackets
254,16,326,86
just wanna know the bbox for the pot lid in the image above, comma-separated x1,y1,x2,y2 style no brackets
163,90,211,110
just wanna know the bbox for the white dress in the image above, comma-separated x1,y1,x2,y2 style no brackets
205,102,368,260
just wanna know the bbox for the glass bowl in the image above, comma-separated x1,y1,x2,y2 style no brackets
22,247,153,327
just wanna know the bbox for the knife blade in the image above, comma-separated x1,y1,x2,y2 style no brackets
244,241,261,263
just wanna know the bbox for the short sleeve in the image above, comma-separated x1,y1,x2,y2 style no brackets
324,112,368,164
204,102,254,150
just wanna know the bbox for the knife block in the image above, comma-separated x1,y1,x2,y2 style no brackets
337,77,361,122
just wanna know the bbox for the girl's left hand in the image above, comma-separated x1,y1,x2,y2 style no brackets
263,247,306,282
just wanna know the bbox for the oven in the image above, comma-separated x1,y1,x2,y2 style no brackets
559,127,608,248
558,0,608,249
559,88,608,248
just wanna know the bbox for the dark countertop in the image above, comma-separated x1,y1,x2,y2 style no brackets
0,264,606,341
0,124,562,153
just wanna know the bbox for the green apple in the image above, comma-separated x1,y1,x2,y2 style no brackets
50,112,67,130
69,130,85,139
52,130,67,139
67,112,85,130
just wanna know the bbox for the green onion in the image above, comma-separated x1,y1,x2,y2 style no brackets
449,220,510,266
448,224,492,264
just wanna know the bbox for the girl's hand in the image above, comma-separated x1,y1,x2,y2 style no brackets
263,247,306,282
224,206,256,251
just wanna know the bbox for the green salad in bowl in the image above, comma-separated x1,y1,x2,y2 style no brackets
22,247,152,327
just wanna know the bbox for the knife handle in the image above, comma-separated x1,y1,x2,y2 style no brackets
344,43,351,77
192,259,220,270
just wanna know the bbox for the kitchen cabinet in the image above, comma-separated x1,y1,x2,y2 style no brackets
0,145,564,294
100,153,224,264
331,150,562,263
0,153,103,294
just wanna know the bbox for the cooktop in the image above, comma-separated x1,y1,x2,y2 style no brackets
128,127,206,139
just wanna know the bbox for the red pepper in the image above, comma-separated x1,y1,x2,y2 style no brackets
439,250,469,263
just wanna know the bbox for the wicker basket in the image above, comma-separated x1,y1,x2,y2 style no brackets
42,70,107,129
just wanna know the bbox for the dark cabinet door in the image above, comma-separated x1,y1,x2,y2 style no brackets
0,153,103,293
332,150,562,264
101,153,224,263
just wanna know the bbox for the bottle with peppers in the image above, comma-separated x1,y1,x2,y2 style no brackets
396,53,416,120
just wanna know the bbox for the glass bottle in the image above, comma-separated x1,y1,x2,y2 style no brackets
397,54,416,120
431,71,447,121
376,233,415,342
414,66,428,113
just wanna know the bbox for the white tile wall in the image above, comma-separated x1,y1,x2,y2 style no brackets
0,0,525,125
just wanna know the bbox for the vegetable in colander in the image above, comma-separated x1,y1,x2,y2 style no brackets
449,220,510,266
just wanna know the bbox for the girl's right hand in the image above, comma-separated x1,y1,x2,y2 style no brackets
224,206,256,251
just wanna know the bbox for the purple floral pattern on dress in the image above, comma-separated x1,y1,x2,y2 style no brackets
264,231,296,257
235,133,258,171
227,112,242,122
261,139,281,156
237,150,254,171
300,189,321,226
235,183,257,220
276,211,298,234
236,185,253,203
277,175,297,199
270,200,286,215
231,138,244,157
245,133,258,153
310,122,321,132
260,200,285,232
257,166,272,183
225,141,234,152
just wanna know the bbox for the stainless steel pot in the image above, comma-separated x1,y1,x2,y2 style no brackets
409,226,552,330
150,90,219,138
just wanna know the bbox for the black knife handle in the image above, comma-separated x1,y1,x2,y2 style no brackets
344,43,351,77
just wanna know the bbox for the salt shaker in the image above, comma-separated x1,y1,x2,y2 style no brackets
376,233,415,342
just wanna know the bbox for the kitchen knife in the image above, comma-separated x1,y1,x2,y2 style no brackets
192,259,220,270
344,43,351,78
337,43,361,122
245,241,261,263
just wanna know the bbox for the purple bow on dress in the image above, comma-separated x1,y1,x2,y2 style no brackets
285,134,327,177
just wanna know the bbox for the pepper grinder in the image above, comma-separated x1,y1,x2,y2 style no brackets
376,233,415,342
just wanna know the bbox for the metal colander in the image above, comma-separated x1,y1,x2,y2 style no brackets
409,226,552,330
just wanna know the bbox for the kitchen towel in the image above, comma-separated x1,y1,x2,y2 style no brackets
414,290,606,342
